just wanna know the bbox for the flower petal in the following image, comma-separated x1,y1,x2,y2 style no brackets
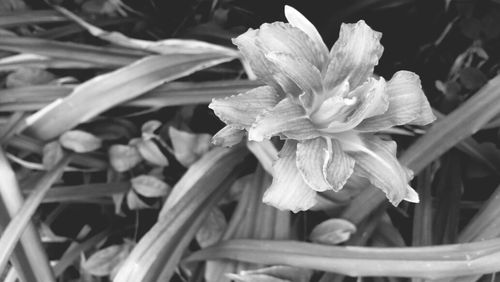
212,125,245,147
256,22,326,70
350,135,415,206
404,186,420,203
209,86,280,128
233,21,327,86
263,140,317,212
233,28,298,94
324,20,383,90
248,98,319,141
356,71,436,131
324,138,355,191
319,77,387,132
296,138,332,192
266,52,323,95
284,5,329,68
296,137,354,192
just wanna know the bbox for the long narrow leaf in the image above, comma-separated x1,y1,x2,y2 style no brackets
23,53,235,140
29,182,130,203
0,80,260,111
0,148,55,282
53,228,111,276
0,36,144,67
0,198,43,282
114,146,248,282
0,54,103,70
0,153,71,274
55,6,239,57
186,238,500,279
0,10,67,27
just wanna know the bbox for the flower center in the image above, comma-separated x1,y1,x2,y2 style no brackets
309,97,357,128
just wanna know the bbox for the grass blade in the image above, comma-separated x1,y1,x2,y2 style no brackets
22,182,130,203
186,238,500,279
23,53,235,140
0,153,71,274
0,54,103,70
0,10,67,27
113,146,248,282
55,6,239,57
432,152,462,244
459,183,500,242
412,166,434,246
53,228,111,276
0,80,260,112
0,148,56,282
0,36,144,67
0,200,40,282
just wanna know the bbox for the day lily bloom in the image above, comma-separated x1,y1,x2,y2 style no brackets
209,6,435,212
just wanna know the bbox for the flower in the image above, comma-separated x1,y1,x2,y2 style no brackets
209,6,436,212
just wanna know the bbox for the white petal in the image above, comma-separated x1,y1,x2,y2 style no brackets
323,138,356,192
249,98,319,141
284,5,329,68
356,71,436,131
404,186,420,203
296,138,332,192
209,86,280,128
324,20,383,90
350,135,413,206
319,77,387,132
263,141,317,212
266,52,323,94
233,21,329,91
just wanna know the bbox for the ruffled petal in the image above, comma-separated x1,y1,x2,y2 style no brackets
233,21,327,89
324,138,355,191
248,98,319,141
284,5,329,68
212,125,245,147
266,52,323,94
263,140,317,212
296,137,332,192
233,28,297,94
318,77,387,132
349,134,415,206
356,71,436,131
296,137,355,192
209,86,280,128
256,22,326,70
324,20,384,90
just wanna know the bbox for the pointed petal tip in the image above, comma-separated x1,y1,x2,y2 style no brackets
404,186,420,203
263,189,317,213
